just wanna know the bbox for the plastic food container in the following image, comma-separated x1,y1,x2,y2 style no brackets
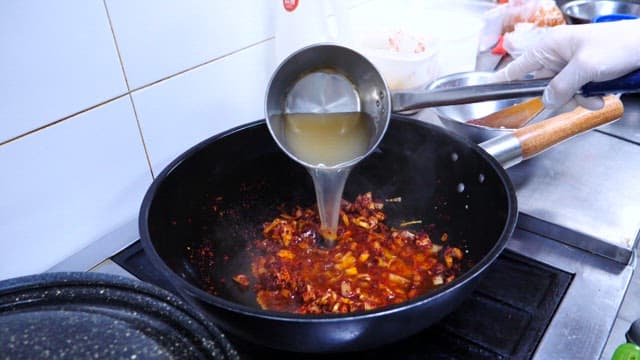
345,0,488,88
350,27,440,90
427,11,484,76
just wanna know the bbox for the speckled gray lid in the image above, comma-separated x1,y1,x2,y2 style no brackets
0,272,238,359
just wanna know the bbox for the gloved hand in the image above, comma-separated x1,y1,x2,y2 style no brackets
493,19,640,110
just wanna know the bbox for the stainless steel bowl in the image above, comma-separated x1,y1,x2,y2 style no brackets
561,0,640,24
427,72,533,143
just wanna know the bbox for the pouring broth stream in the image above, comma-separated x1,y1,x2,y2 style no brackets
283,111,374,241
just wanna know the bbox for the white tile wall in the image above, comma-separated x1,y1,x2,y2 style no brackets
0,97,151,280
0,0,376,281
104,0,276,89
0,1,127,143
132,41,274,174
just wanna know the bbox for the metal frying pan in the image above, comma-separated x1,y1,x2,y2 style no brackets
0,272,239,359
139,96,623,353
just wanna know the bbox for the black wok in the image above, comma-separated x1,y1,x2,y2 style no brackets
139,98,622,353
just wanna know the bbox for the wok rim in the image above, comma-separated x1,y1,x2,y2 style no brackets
138,116,518,324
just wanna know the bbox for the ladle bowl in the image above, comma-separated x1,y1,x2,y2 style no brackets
265,43,391,169
265,44,391,240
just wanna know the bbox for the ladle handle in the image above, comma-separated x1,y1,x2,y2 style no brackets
391,70,640,112
391,79,549,112
480,95,624,168
581,69,640,96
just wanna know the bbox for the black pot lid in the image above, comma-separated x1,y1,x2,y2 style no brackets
0,272,238,359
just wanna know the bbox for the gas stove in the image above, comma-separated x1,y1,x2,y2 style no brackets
99,228,628,359
53,93,640,359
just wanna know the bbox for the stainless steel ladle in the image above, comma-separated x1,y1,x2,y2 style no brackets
266,43,640,158
265,45,390,242
264,43,640,241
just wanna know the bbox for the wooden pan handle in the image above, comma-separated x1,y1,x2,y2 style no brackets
514,95,624,159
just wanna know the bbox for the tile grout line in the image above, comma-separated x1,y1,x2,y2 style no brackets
127,36,274,94
0,94,130,146
102,0,156,179
0,36,274,148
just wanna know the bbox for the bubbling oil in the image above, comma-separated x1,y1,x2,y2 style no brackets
283,112,374,242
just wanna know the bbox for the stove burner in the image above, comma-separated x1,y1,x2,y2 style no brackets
112,242,572,359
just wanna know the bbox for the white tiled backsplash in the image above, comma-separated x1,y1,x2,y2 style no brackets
0,0,488,280
0,0,367,281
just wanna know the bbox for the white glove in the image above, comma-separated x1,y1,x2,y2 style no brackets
493,19,640,110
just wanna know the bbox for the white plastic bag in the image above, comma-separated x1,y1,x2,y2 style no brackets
502,0,565,33
499,0,565,57
502,22,550,57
